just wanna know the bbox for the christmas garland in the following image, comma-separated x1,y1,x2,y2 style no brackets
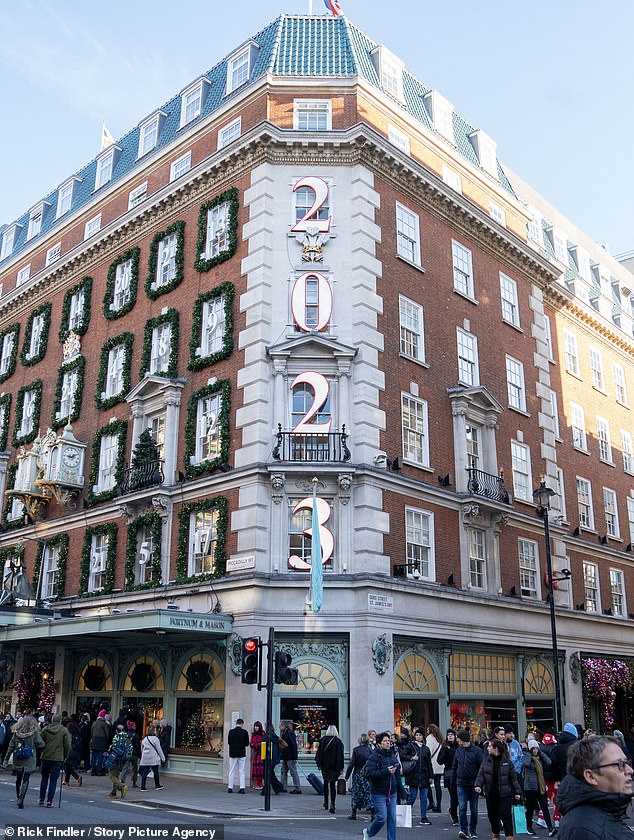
582,657,631,731
175,496,227,583
145,221,186,300
83,663,107,692
12,379,43,447
51,355,85,429
185,659,213,692
124,511,163,591
188,281,234,372
0,323,20,384
2,463,23,530
138,310,179,380
103,248,140,320
193,187,238,273
20,302,52,367
59,277,93,342
94,333,134,411
15,657,55,712
0,392,11,450
0,542,24,571
87,419,128,506
79,521,118,596
31,533,69,601
184,379,230,478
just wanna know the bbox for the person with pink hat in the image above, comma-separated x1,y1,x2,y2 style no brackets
89,709,110,776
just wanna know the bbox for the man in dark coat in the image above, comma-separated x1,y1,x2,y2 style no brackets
227,718,250,793
400,727,433,825
557,722,579,786
558,735,633,839
454,729,483,840
279,719,301,793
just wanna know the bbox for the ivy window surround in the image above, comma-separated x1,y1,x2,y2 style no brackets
32,535,68,601
59,277,92,342
0,324,20,383
103,249,140,320
95,333,133,410
13,380,42,447
0,393,11,451
194,188,238,273
185,380,231,478
139,310,179,379
88,420,127,505
21,303,52,366
52,356,85,429
3,463,25,527
188,282,234,371
176,497,227,583
80,523,117,596
145,221,185,299
125,512,163,591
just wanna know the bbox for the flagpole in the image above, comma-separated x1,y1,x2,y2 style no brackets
308,0,313,14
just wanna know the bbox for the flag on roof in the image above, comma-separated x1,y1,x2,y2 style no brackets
100,122,115,151
323,0,343,15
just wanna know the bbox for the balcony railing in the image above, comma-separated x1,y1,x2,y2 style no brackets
466,467,510,504
272,424,351,463
120,460,164,495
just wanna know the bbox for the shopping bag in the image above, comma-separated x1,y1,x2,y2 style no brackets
513,803,527,834
395,803,412,828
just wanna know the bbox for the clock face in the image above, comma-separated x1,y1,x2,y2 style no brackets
62,448,80,469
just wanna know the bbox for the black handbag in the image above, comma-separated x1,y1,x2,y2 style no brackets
401,759,416,775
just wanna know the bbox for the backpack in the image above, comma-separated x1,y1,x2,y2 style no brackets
14,738,33,760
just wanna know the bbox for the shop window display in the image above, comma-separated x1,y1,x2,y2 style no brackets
450,699,518,742
175,697,224,754
279,698,339,754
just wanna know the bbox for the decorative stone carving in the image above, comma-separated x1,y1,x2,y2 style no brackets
492,513,509,533
228,634,243,676
338,473,352,504
569,652,581,684
119,505,131,521
372,634,392,676
270,474,285,505
277,640,348,683
152,495,172,517
295,226,330,262
62,331,81,362
297,478,325,494
462,503,481,519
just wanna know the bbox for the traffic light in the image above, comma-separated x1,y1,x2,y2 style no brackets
241,637,260,684
274,651,299,685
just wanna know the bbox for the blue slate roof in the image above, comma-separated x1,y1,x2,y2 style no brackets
1,14,514,268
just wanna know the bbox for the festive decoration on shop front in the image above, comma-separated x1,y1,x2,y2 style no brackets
188,282,234,372
184,380,230,478
582,657,631,731
94,333,134,410
185,660,213,693
59,277,92,342
51,356,85,429
130,662,158,691
145,221,185,300
103,248,140,320
296,707,327,745
193,188,238,274
2,463,24,530
138,310,179,380
0,392,12,451
124,511,163,591
79,522,118,597
175,496,227,583
14,657,55,712
12,380,43,447
0,323,20,385
20,303,52,367
31,534,69,601
82,663,107,692
87,419,128,506
180,712,206,750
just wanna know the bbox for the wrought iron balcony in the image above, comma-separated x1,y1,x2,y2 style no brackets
272,424,351,463
120,460,164,495
466,467,510,504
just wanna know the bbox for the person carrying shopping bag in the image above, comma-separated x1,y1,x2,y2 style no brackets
474,736,522,840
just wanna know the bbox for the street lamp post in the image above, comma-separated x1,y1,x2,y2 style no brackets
533,478,563,733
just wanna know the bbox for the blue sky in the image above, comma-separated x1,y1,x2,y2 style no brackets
1,0,632,258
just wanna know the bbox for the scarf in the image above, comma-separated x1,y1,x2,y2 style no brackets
532,754,546,795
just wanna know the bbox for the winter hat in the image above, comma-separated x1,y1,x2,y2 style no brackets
126,720,136,730
542,733,557,745
446,728,456,736
527,738,540,751
563,722,578,738
456,729,471,743
98,709,107,719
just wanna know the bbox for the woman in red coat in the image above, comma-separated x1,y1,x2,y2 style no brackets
250,721,264,789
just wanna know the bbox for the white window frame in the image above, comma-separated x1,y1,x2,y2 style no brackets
198,295,227,358
26,313,45,360
603,487,620,539
489,202,506,226
405,507,435,580
202,201,230,260
18,387,37,438
180,81,205,127
468,528,486,590
563,330,580,376
388,123,410,154
380,55,402,99
457,328,479,387
45,242,62,267
150,322,173,375
583,562,600,613
68,289,85,333
395,202,421,266
556,467,568,523
506,355,526,412
519,538,540,599
0,225,18,261
105,345,126,399
40,543,60,600
401,392,429,467
189,509,218,577
545,387,560,439
112,259,132,312
58,367,79,420
577,476,595,530
570,402,587,451
170,151,191,181
27,203,45,240
552,228,568,265
194,393,221,463
511,440,532,502
610,568,626,617
149,414,166,463
153,232,178,290
399,296,425,362
0,332,15,375
544,315,554,362
621,430,634,474
627,497,634,545
614,363,628,405
138,113,162,158
128,182,148,210
500,273,520,326
227,46,251,94
96,434,119,493
293,100,332,131
84,214,102,240
218,116,242,148
16,265,31,287
597,416,613,464
95,148,115,190
135,524,153,586
452,240,474,298
57,178,78,218
589,347,605,391
88,533,109,593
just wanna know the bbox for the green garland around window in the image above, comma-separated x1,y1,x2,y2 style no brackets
0,392,12,451
51,356,85,430
0,324,20,385
188,282,234,372
31,534,69,601
87,419,128,506
94,333,134,411
2,462,23,531
145,221,185,300
124,512,163,591
193,187,238,274
184,379,230,479
12,380,43,447
79,522,117,597
175,496,227,583
138,310,179,380
59,277,92,342
20,303,52,367
0,543,25,576
103,248,140,320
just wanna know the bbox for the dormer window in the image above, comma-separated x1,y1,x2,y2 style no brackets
424,91,454,143
370,45,405,102
56,177,81,219
179,78,210,128
226,43,257,94
548,226,568,265
27,202,50,241
138,111,167,158
470,129,498,179
1,224,21,261
94,146,121,191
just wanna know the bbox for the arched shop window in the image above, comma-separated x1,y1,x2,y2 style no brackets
74,656,113,719
524,659,555,734
0,652,15,715
394,652,441,733
449,652,517,740
121,654,165,736
277,660,346,755
174,651,225,756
